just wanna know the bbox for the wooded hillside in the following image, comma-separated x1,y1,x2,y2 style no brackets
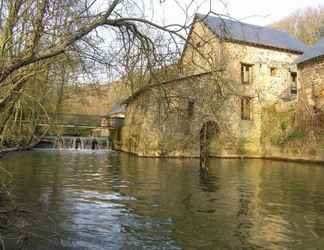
271,5,324,45
61,81,131,116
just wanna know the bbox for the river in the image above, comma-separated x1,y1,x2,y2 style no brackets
1,150,324,249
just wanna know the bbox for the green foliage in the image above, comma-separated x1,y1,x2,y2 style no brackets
61,127,92,136
286,131,305,140
280,120,289,130
79,128,92,137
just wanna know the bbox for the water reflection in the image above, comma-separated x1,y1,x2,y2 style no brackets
199,167,219,193
1,151,324,249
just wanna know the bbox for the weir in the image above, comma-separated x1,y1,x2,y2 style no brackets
37,136,111,150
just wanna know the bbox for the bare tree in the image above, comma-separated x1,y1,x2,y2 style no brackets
0,0,224,147
271,5,324,45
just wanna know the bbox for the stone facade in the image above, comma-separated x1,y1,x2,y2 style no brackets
118,17,324,162
121,73,219,157
298,56,324,110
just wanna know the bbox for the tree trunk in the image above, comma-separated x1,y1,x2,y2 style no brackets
200,123,208,170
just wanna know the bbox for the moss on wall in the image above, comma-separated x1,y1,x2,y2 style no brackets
261,103,324,160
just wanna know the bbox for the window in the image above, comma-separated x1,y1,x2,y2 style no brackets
290,72,297,95
241,63,253,84
259,64,263,70
241,97,252,120
270,67,277,76
188,100,194,118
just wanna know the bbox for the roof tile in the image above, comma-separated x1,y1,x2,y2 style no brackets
294,38,324,64
196,14,309,53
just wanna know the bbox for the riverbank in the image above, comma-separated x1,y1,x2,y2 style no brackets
211,154,324,165
0,139,44,157
0,147,19,157
117,148,324,165
2,146,323,165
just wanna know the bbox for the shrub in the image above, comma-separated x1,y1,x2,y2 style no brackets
287,131,305,140
280,120,289,130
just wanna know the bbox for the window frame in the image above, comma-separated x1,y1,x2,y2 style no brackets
187,100,195,118
290,72,298,95
241,63,253,84
270,67,278,77
241,97,253,121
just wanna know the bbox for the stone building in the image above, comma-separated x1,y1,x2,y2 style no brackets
295,30,324,111
106,102,126,149
119,14,310,158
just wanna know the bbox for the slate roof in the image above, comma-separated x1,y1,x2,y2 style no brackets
107,102,126,116
294,37,324,64
196,14,309,53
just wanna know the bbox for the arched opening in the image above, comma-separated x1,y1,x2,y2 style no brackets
200,121,219,169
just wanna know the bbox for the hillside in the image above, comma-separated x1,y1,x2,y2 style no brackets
271,5,324,45
61,81,131,116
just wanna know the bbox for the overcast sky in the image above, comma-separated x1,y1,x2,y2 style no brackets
156,0,324,26
91,0,324,83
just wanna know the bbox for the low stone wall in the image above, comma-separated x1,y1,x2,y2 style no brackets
117,148,324,164
262,145,324,163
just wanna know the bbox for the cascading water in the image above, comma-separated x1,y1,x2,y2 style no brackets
48,136,111,150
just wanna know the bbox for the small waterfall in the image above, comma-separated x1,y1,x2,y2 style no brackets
54,136,64,149
51,136,111,150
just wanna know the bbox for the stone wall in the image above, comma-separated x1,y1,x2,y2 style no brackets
121,89,324,162
119,20,324,162
298,57,324,110
121,74,218,157
261,102,324,162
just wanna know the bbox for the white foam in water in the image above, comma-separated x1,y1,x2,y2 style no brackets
34,148,113,155
38,136,112,151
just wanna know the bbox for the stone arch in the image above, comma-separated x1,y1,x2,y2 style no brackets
200,121,219,169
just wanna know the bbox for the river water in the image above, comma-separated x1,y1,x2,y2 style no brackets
1,150,324,249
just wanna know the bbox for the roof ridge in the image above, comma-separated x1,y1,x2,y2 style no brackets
294,37,324,64
195,13,309,53
196,13,299,36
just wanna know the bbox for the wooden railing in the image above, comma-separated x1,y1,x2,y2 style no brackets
38,113,102,127
37,113,124,129
297,111,324,134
